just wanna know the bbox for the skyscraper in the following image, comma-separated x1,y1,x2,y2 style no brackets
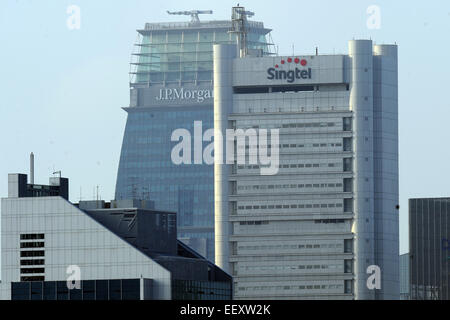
409,197,450,300
115,12,272,261
214,35,399,299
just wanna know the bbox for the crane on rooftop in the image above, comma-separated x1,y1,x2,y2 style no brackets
167,10,213,23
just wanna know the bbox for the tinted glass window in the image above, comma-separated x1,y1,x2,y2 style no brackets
82,280,95,300
109,280,121,300
96,280,109,300
57,281,68,300
43,281,56,300
122,279,140,300
12,282,30,301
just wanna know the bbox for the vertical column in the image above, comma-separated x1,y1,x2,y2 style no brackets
373,44,399,299
214,44,236,273
349,40,375,300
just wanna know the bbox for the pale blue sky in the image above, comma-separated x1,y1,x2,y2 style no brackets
1,0,450,255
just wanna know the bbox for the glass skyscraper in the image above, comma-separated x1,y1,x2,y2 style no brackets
115,15,272,261
409,198,450,300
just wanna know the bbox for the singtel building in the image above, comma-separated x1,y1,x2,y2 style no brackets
214,39,399,299
115,14,272,261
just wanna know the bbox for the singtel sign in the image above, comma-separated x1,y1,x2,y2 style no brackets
267,58,312,83
156,88,213,103
267,67,312,83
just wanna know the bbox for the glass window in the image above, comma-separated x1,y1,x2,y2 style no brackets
69,286,82,300
57,281,68,300
109,280,121,300
43,281,56,300
96,280,109,300
122,279,140,300
82,280,95,300
12,282,30,300
183,31,198,42
31,282,43,300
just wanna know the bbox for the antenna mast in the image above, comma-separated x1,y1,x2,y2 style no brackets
230,5,255,58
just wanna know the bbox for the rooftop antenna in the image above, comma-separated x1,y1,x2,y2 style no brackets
30,152,35,184
229,5,255,58
53,170,62,178
167,10,213,23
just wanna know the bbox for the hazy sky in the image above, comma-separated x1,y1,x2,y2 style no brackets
1,0,449,255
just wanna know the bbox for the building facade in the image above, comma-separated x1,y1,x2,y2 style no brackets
400,253,410,300
115,15,272,261
409,198,450,300
214,39,399,299
1,173,231,300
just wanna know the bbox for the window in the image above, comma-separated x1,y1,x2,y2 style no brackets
20,242,44,248
43,282,56,300
21,234,45,240
21,251,44,257
122,279,140,300
57,281,69,300
344,280,353,294
109,280,121,300
21,268,45,274
344,260,353,273
83,280,95,300
31,282,43,300
344,239,353,253
12,282,30,301
96,280,109,300
21,259,45,266
343,117,352,131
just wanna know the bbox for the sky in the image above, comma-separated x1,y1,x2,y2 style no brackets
0,0,450,255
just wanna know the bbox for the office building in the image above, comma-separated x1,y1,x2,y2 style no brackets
0,172,231,300
400,253,410,300
115,11,273,261
214,10,399,299
409,197,450,300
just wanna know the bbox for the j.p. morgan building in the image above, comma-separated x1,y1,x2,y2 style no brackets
214,40,399,300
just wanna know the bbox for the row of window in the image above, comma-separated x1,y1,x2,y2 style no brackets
239,221,270,225
281,122,337,129
237,243,344,251
237,202,344,210
21,259,45,266
238,284,344,291
237,162,341,170
20,234,45,240
237,280,354,294
239,142,344,149
20,234,46,281
281,142,342,149
20,250,44,257
238,219,347,226
237,183,344,191
20,242,44,248
244,105,348,113
240,264,342,271
12,279,143,301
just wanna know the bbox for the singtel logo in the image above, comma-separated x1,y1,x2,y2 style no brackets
267,57,312,83
156,88,213,103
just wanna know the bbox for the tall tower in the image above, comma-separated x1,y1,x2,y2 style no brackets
213,37,399,299
115,11,273,261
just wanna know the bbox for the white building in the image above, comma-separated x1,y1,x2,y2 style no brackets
0,173,231,300
214,39,399,299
